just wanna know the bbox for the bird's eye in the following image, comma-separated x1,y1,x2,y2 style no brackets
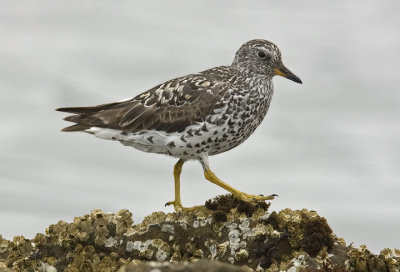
257,51,269,60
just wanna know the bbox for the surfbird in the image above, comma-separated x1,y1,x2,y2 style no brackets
57,39,302,212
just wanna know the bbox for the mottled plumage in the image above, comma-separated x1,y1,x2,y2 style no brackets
57,39,302,211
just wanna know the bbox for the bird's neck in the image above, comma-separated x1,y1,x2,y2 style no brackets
233,66,274,97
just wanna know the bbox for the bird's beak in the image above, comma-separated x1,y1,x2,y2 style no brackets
274,63,302,84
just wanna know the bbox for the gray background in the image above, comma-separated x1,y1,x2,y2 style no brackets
1,1,399,253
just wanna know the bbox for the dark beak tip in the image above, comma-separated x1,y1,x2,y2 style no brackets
276,65,302,85
288,75,302,84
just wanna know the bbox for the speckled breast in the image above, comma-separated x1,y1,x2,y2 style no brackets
205,80,274,156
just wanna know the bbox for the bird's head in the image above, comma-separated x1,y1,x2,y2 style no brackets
232,39,302,84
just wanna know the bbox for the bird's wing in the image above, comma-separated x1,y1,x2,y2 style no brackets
57,68,232,133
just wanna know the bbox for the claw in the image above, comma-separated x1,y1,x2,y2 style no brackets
165,200,176,208
232,192,278,202
164,200,201,212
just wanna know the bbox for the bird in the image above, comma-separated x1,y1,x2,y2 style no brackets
56,39,302,212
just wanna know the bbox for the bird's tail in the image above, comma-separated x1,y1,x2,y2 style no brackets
60,123,90,132
56,106,97,132
56,101,128,132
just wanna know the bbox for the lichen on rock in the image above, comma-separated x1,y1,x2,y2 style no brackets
0,195,398,271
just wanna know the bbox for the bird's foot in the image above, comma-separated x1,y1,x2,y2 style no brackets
203,169,277,203
234,192,278,202
165,201,201,213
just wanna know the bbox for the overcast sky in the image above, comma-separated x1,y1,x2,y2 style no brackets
0,0,399,253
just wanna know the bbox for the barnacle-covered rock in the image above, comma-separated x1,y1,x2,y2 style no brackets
118,259,252,272
0,194,398,271
347,245,400,272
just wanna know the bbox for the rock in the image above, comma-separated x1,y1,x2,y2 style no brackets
0,194,398,271
118,259,251,272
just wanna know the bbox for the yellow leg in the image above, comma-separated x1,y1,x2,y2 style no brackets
204,168,277,202
165,159,201,212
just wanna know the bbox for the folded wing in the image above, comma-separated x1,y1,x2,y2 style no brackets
57,73,228,133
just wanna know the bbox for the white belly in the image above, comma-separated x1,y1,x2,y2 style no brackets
86,122,226,159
